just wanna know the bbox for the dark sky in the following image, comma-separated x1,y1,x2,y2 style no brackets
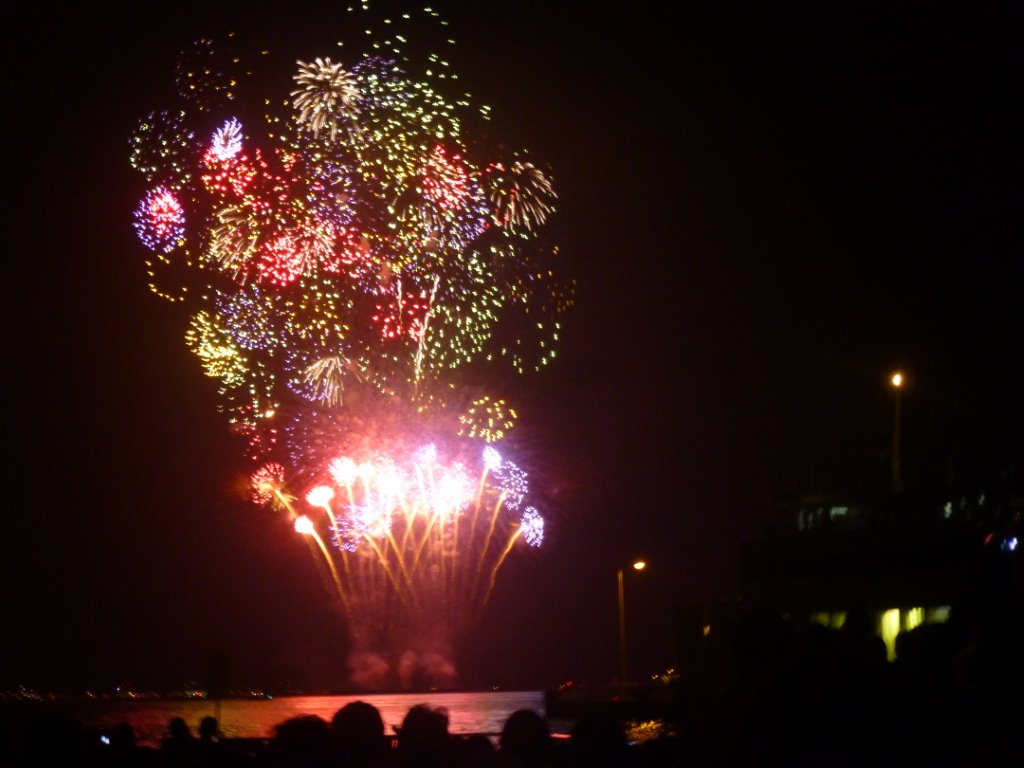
5,1,1022,693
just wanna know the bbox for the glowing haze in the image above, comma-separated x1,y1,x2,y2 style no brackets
129,5,572,688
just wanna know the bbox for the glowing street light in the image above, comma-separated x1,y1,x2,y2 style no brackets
890,371,905,493
617,560,647,691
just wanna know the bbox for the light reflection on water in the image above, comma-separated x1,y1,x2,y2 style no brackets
35,691,553,748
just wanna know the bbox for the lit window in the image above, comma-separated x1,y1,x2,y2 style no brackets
927,606,951,623
880,609,900,661
904,607,924,632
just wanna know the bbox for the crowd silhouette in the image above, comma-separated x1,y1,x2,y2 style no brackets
4,596,1022,766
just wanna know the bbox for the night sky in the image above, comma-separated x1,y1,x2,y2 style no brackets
5,1,1022,693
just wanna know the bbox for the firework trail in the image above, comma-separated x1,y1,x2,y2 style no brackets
130,4,571,688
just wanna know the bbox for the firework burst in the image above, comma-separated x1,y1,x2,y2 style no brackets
485,158,558,233
131,7,570,688
292,57,362,141
133,186,186,253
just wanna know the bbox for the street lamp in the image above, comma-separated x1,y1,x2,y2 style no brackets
890,371,904,493
617,560,646,692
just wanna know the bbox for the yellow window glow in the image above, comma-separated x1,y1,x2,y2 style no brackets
881,609,900,661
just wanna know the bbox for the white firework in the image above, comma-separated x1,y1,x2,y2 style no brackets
520,506,544,547
291,57,360,140
488,161,557,233
208,205,259,274
210,118,244,160
301,355,347,408
493,460,528,510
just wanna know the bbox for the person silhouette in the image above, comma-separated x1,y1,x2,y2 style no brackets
263,714,333,767
394,705,451,768
161,717,200,766
331,700,391,766
569,712,628,768
197,716,225,765
498,709,553,767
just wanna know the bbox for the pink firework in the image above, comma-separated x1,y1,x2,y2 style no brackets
257,233,306,286
251,462,286,504
427,462,474,519
320,226,372,277
202,152,257,198
133,187,185,253
421,145,471,209
372,284,432,341
328,456,358,487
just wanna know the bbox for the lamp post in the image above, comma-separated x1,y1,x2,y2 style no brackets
890,371,904,493
617,560,646,692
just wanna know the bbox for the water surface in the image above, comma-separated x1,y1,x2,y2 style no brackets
5,690,554,748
